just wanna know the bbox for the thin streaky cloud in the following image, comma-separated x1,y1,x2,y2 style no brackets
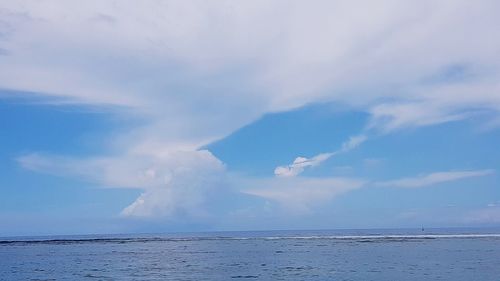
375,169,494,188
274,134,367,177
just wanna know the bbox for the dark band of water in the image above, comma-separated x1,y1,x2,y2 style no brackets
2,233,500,246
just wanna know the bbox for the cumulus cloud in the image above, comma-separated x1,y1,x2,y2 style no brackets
375,169,494,188
3,0,500,218
274,135,366,177
243,177,365,213
18,150,225,217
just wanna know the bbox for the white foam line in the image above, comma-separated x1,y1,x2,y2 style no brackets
249,234,500,240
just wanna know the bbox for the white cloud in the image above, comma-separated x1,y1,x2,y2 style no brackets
375,169,494,188
341,135,367,152
274,135,366,177
18,150,225,217
2,1,500,218
274,153,333,177
243,177,365,213
1,1,499,138
368,102,470,133
18,151,365,217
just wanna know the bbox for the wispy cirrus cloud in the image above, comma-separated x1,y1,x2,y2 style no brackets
375,169,494,188
368,102,470,133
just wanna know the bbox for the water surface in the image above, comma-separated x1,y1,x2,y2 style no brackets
1,228,500,281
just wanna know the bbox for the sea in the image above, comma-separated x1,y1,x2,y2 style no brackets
1,228,500,281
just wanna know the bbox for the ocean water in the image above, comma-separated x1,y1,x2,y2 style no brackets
1,228,500,281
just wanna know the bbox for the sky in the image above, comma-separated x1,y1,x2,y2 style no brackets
0,0,500,236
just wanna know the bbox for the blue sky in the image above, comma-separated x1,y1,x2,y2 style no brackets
1,1,500,236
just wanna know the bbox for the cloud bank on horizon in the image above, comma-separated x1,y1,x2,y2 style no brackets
1,0,499,223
